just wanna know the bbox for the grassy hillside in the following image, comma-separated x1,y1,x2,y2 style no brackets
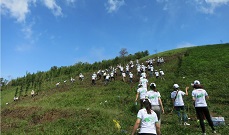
1,44,229,135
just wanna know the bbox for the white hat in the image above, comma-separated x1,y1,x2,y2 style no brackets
173,84,179,88
194,80,200,85
150,83,156,87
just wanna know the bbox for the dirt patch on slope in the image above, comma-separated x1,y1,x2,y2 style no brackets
1,107,75,132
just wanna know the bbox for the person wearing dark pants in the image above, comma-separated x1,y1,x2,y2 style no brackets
191,80,216,135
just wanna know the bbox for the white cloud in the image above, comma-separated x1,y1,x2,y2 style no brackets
1,0,71,22
66,0,76,5
105,0,125,13
195,0,229,14
156,0,229,14
21,21,35,39
206,0,229,4
163,4,168,11
22,26,32,39
15,44,33,52
1,0,36,22
177,42,197,48
42,0,63,16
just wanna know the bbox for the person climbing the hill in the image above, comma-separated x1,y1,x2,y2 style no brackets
103,71,107,81
146,83,164,125
135,84,147,109
159,69,165,80
105,73,110,85
155,70,159,79
149,65,154,77
192,83,207,126
31,90,35,97
141,71,147,78
91,74,96,85
110,71,115,81
79,73,84,81
129,72,134,83
190,80,216,135
131,99,161,135
171,84,190,126
137,64,141,77
139,76,148,90
122,71,126,82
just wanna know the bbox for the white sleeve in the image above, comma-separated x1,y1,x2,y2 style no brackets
171,92,174,98
192,90,195,97
205,90,208,96
137,110,142,119
181,91,185,96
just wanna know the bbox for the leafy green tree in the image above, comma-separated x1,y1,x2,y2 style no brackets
143,50,149,57
25,83,30,96
15,87,19,97
19,85,23,98
0,77,8,88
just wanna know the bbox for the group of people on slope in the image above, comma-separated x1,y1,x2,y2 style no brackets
132,80,216,135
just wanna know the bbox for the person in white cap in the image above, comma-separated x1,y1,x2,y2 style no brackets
171,84,190,125
190,80,216,135
146,83,164,126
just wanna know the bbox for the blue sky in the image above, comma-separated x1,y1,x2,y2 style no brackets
1,0,229,80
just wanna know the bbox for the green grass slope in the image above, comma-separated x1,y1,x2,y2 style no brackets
1,44,229,135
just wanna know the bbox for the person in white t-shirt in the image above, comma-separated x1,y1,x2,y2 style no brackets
31,90,35,97
137,65,141,77
131,99,161,135
79,73,84,81
141,71,147,78
103,72,107,81
171,84,190,125
150,65,154,77
122,72,126,82
146,83,164,126
190,80,216,135
91,75,96,85
129,72,134,83
110,71,115,81
159,69,165,80
105,74,110,85
135,84,147,109
92,72,97,79
155,70,159,79
139,76,148,89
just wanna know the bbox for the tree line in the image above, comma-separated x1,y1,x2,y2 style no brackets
1,49,149,96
